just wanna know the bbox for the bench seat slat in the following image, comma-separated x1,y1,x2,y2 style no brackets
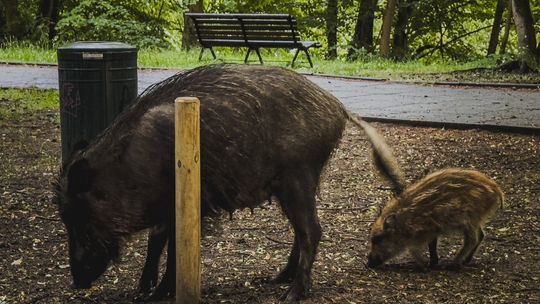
200,39,320,49
200,34,297,41
198,25,296,31
187,13,292,19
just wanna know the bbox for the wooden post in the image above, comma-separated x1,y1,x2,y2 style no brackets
175,97,201,304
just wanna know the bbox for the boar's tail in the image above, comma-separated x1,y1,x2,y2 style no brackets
346,111,405,195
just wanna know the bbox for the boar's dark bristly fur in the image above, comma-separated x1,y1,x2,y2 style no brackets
55,64,402,302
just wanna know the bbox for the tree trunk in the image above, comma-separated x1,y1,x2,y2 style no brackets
487,0,506,55
37,0,62,42
499,0,513,54
380,0,398,58
511,0,537,71
391,0,414,60
182,0,204,50
348,0,379,60
3,0,26,38
326,0,339,59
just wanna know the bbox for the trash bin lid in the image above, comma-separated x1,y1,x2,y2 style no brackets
58,41,137,53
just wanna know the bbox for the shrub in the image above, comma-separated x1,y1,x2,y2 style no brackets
55,0,168,48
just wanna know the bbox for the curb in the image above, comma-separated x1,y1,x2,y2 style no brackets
2,61,539,90
362,117,540,135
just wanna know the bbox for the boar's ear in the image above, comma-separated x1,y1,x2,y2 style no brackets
67,158,94,196
383,214,397,231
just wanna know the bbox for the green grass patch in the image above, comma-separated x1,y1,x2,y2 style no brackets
0,88,59,119
0,41,56,64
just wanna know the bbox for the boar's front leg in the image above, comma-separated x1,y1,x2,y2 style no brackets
138,224,168,294
149,224,175,300
275,171,321,302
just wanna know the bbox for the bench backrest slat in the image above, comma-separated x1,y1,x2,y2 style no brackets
187,13,301,45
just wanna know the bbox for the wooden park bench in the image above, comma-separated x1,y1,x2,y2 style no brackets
185,13,321,67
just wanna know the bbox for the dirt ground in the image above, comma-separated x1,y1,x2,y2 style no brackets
1,103,539,304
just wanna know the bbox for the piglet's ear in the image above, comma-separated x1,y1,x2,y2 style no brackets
67,158,94,196
383,214,397,231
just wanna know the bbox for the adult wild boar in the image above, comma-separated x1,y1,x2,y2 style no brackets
367,168,504,270
55,64,403,302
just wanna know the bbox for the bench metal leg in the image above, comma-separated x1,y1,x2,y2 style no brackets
304,49,314,68
245,48,264,64
244,48,252,63
255,49,263,64
199,47,217,61
198,48,205,61
291,48,314,68
291,49,301,67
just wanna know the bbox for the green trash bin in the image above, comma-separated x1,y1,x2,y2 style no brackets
57,41,138,163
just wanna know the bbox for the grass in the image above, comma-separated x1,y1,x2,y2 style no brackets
1,41,539,83
0,88,59,119
0,41,57,64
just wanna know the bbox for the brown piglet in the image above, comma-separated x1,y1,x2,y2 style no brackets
367,168,504,269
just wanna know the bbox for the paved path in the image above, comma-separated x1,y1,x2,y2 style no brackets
1,64,539,131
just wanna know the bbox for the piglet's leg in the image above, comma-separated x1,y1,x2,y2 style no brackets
428,238,439,267
463,228,485,265
453,227,482,266
410,247,429,271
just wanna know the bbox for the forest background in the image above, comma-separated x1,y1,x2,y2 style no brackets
1,0,540,73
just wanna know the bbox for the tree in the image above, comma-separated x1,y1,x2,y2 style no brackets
499,0,513,54
182,0,204,50
37,0,62,42
348,0,378,60
511,0,538,71
487,0,507,55
326,0,338,59
391,0,415,59
380,0,398,57
3,0,26,39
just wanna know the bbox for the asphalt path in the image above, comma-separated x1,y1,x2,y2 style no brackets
1,64,538,131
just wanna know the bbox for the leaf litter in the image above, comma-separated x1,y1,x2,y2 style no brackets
0,99,539,303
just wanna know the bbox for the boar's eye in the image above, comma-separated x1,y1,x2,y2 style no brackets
372,235,384,245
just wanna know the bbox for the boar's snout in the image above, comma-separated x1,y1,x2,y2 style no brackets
367,253,383,268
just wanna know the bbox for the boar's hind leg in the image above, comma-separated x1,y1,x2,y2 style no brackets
463,228,485,265
275,172,321,302
453,227,483,266
272,239,299,284
138,225,168,294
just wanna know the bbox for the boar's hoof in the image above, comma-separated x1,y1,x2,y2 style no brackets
137,276,157,295
279,284,308,303
148,280,174,300
444,263,463,271
367,256,383,268
413,264,430,273
272,271,295,284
